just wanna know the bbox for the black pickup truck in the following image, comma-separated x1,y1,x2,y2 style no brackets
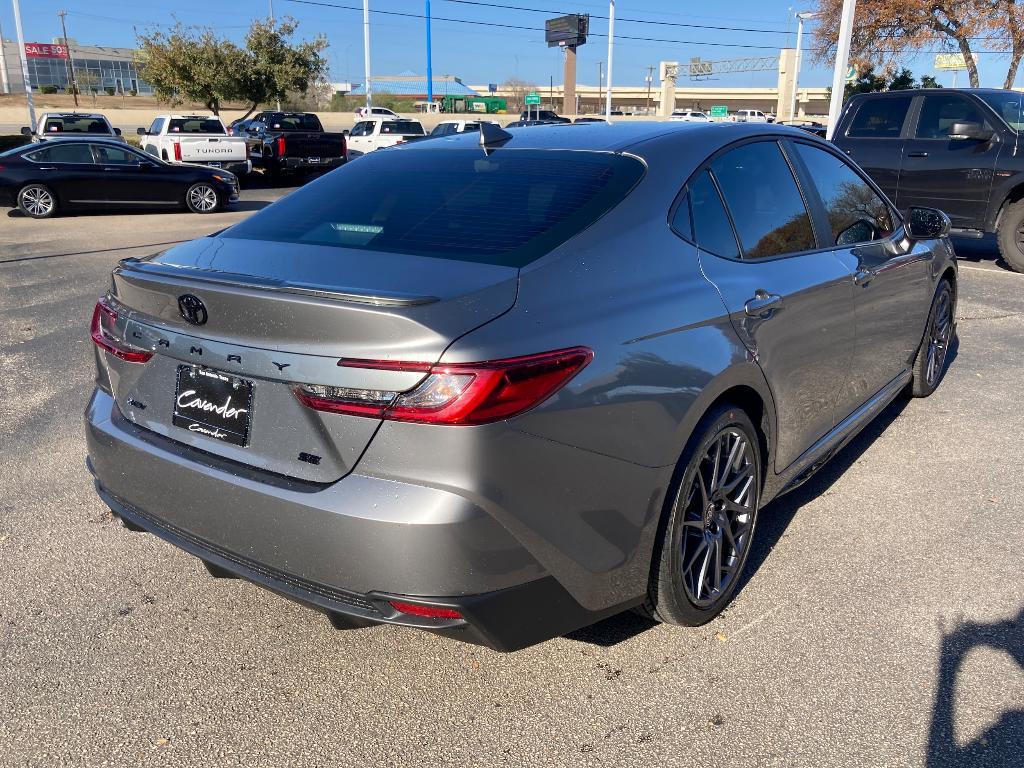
239,111,347,179
832,88,1024,272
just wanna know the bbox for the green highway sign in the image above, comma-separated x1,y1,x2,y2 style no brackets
525,92,541,105
709,105,728,118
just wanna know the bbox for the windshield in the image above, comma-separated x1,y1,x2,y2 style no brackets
223,149,646,268
168,118,225,134
42,116,109,134
978,91,1024,131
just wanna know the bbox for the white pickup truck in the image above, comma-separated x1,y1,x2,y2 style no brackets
137,115,251,177
21,112,126,143
346,118,426,155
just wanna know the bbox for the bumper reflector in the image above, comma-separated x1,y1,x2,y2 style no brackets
388,600,463,620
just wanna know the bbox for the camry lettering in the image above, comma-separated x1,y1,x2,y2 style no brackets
176,390,248,420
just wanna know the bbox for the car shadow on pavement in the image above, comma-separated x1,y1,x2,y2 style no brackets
6,200,273,219
566,340,964,649
925,607,1023,768
951,235,1015,272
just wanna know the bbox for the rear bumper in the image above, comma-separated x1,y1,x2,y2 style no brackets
277,156,346,173
85,389,631,650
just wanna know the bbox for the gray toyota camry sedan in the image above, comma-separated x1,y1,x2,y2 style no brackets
86,122,956,651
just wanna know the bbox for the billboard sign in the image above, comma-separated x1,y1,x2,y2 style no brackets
525,92,541,105
710,105,728,118
934,53,977,70
545,14,588,48
25,42,69,59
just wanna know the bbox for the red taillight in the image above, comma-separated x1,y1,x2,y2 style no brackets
276,136,286,156
90,297,153,363
293,347,593,425
388,601,463,620
172,140,182,161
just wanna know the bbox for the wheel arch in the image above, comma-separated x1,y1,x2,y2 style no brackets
989,178,1024,232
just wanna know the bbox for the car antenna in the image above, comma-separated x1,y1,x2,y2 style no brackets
479,122,513,154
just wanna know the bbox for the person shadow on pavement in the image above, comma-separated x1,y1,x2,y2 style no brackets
925,607,1023,767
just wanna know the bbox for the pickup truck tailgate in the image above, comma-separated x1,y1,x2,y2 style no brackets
178,137,248,164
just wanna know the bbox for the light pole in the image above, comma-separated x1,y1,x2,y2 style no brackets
0,18,10,95
826,0,857,140
363,0,372,109
605,0,615,118
425,0,433,106
597,61,602,112
791,11,818,122
11,0,35,130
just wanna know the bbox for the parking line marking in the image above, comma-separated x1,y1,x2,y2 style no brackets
959,265,1024,276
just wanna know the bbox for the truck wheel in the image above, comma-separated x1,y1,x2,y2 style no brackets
996,199,1024,273
185,183,221,214
17,184,57,218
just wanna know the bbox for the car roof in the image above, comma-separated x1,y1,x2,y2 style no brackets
396,121,805,157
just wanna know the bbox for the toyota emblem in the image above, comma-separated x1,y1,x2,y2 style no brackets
178,294,208,326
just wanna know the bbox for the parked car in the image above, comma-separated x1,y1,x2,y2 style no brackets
670,110,710,123
21,112,125,143
731,109,769,123
85,122,955,651
505,119,566,128
0,138,238,218
240,111,347,179
345,117,425,153
832,88,1024,272
574,117,609,124
136,114,250,178
355,106,400,119
519,109,570,123
779,120,827,138
401,120,498,144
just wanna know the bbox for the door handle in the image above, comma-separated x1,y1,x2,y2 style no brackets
743,290,783,317
38,166,57,171
103,166,124,171
854,269,876,286
907,151,929,158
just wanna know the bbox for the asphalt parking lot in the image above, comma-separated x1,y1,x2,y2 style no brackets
1,194,1022,768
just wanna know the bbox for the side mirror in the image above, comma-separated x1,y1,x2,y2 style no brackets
906,207,951,240
136,127,146,135
948,121,994,141
342,129,350,136
114,127,122,136
20,126,32,136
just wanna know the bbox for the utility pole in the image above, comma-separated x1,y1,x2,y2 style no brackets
425,0,433,105
0,18,10,95
645,65,654,114
363,0,372,109
605,0,614,118
57,10,79,107
11,0,36,130
826,0,856,140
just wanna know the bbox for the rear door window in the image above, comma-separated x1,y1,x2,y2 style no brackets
793,143,895,245
710,141,817,258
915,94,988,139
846,97,912,138
26,143,96,163
686,171,740,259
223,149,646,268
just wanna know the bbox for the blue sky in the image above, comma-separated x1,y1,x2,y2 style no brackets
0,0,1016,89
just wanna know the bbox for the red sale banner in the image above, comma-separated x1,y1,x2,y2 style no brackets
25,43,69,59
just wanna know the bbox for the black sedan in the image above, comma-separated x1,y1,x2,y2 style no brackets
0,138,239,219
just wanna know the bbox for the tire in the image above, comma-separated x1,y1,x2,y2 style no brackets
910,279,954,397
185,182,221,214
645,404,762,626
17,184,57,219
996,199,1024,273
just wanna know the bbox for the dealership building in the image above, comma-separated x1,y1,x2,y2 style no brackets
0,38,153,95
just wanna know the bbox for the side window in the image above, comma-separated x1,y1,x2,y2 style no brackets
846,96,912,138
146,118,163,135
915,94,987,139
710,141,816,258
351,121,370,137
793,143,895,246
92,144,145,165
26,143,95,164
689,171,740,259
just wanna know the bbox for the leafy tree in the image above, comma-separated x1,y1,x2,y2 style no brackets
812,0,1024,89
888,67,917,90
136,18,326,117
919,74,943,88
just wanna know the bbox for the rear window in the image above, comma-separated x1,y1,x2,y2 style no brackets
381,121,425,135
223,149,645,267
268,114,323,131
846,97,911,138
168,118,225,134
43,116,109,134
